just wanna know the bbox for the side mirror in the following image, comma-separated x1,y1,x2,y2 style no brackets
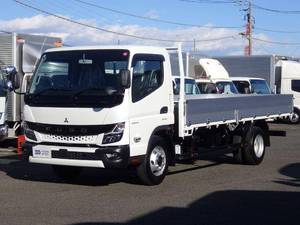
119,69,131,89
172,81,179,95
2,66,20,90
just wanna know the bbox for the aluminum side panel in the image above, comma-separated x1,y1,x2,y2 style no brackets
185,94,293,126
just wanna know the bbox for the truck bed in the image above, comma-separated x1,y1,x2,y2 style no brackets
183,94,293,131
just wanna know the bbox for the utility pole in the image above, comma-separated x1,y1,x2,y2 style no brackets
244,0,253,56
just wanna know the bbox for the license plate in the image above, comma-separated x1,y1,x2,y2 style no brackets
32,148,51,158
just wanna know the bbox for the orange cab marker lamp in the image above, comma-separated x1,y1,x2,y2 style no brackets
17,135,25,155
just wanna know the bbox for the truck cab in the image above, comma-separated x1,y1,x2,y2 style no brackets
231,77,271,94
0,69,8,140
15,46,175,184
277,60,300,123
172,76,201,95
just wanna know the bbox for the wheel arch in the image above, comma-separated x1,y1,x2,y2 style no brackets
150,125,175,166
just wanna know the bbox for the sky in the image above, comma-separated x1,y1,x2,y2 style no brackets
1,0,300,57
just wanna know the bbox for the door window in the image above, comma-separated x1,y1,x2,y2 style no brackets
292,80,300,92
131,55,164,102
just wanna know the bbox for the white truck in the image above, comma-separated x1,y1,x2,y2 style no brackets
0,70,8,140
6,45,293,185
0,32,62,141
215,55,300,124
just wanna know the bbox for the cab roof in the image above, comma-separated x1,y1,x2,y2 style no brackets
45,45,169,55
230,77,266,81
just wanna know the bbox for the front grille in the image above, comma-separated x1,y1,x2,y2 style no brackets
27,122,115,136
40,133,98,144
52,150,99,160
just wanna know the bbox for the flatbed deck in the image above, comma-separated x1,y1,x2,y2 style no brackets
177,94,293,135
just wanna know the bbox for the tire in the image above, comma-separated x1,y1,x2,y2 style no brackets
52,165,82,180
242,126,266,165
137,136,169,185
233,147,244,164
289,108,300,124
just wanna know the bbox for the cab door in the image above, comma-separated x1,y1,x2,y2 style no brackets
129,54,173,157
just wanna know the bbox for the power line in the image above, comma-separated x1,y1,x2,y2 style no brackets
74,0,242,29
252,3,300,14
180,0,237,4
252,37,300,46
13,0,238,43
255,27,300,34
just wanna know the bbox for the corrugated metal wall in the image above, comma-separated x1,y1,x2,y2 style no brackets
214,56,273,83
0,33,15,121
0,34,13,67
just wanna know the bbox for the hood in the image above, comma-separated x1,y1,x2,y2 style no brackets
199,58,229,79
24,104,128,125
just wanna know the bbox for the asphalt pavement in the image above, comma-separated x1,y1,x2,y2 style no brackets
0,123,299,225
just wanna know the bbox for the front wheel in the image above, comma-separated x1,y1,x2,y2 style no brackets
137,136,169,185
242,126,266,165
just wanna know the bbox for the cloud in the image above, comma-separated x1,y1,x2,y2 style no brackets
0,14,271,55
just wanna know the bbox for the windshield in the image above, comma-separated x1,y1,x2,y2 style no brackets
26,50,129,107
216,81,238,94
197,82,218,94
174,78,201,95
250,79,271,94
232,80,250,94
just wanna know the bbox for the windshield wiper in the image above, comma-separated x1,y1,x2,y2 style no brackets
32,88,71,97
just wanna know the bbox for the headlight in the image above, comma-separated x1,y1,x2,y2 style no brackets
23,122,37,141
102,122,125,144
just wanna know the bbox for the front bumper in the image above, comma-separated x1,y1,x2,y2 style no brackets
22,142,130,169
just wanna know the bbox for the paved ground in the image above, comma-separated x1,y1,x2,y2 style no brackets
0,123,299,225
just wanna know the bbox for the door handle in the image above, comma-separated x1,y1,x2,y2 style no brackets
160,106,168,114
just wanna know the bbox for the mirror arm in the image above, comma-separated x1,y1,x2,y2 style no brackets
13,90,26,95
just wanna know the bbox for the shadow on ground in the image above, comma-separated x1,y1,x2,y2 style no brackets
0,154,138,186
70,189,300,225
0,152,232,186
274,163,300,187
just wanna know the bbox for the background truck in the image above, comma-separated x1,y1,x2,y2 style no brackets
215,55,300,123
0,32,62,141
7,45,293,185
0,69,8,140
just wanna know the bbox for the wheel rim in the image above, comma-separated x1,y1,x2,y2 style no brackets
149,146,167,177
290,112,299,123
253,134,264,158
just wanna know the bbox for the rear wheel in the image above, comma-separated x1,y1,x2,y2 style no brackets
52,165,82,180
233,147,244,164
289,108,300,124
242,126,266,165
137,136,169,185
